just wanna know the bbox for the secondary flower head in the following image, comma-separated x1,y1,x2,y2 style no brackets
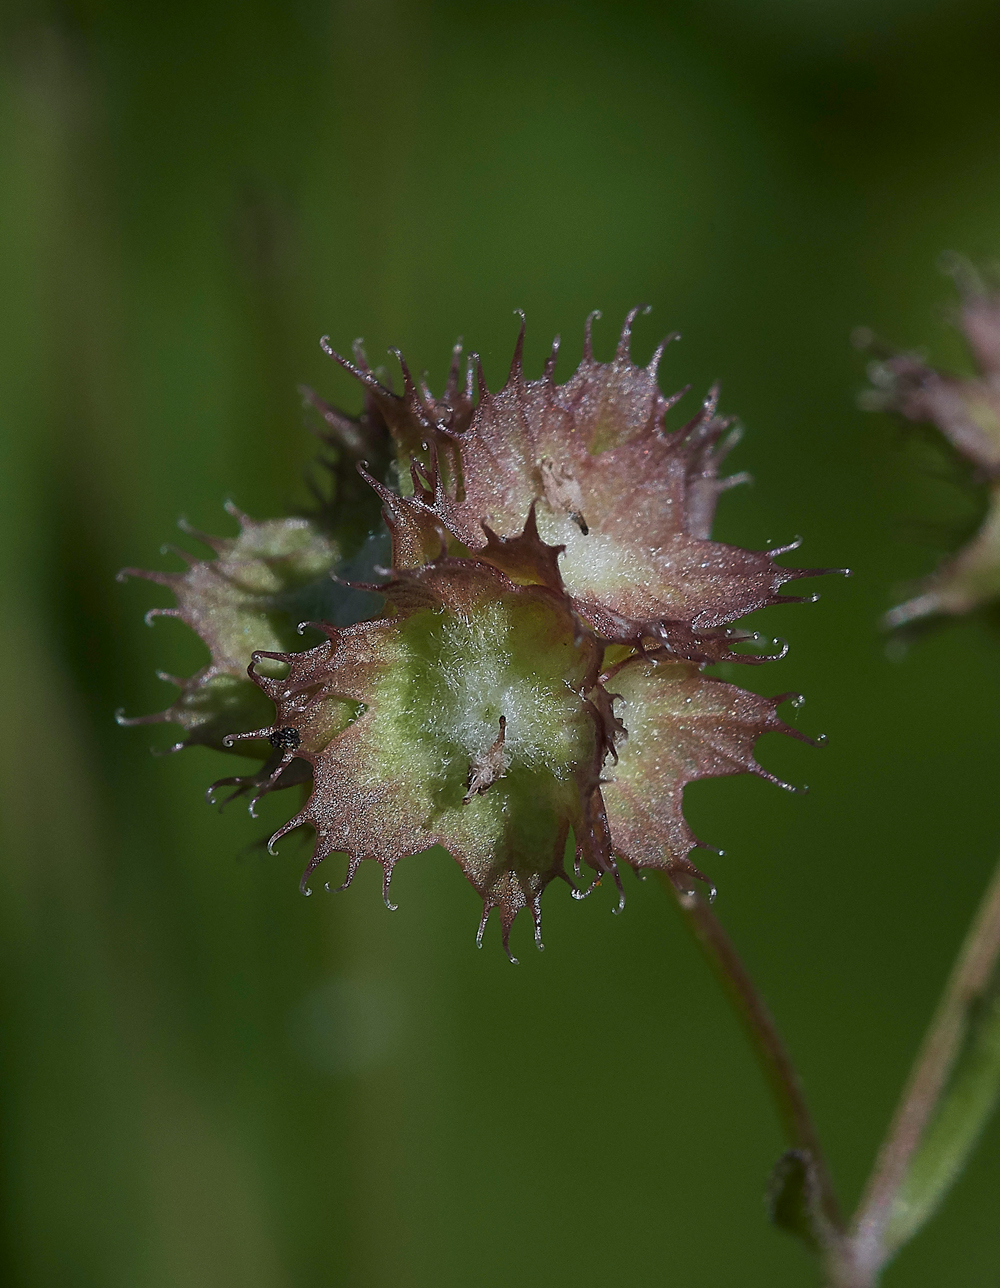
122,309,838,956
860,260,1000,628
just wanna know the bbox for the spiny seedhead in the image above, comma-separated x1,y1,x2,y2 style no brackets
334,308,832,661
116,501,392,819
237,515,817,953
122,308,839,953
860,261,1000,628
116,367,398,778
240,549,613,957
117,508,344,759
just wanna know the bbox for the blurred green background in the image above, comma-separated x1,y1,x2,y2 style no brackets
2,1,1000,1284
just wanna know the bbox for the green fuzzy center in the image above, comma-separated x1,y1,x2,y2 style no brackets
411,600,586,778
361,593,597,871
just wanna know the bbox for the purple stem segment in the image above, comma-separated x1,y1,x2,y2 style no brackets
659,874,844,1237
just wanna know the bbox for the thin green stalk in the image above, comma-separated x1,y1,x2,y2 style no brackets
847,854,1000,1284
659,874,845,1244
885,986,1000,1250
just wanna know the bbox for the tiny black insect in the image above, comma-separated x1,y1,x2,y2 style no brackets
269,726,301,751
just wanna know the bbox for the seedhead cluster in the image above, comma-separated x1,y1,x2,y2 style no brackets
122,309,837,956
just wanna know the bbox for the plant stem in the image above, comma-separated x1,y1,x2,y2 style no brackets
659,873,844,1237
847,853,1000,1284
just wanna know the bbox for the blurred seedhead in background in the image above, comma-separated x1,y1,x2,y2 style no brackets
859,258,1000,633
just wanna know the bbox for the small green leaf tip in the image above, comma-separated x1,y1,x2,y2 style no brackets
123,310,838,952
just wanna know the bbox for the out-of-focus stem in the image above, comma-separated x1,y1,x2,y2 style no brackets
847,854,1000,1285
659,874,845,1238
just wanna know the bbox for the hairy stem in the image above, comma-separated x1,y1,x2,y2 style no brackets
659,874,844,1237
847,854,1000,1284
